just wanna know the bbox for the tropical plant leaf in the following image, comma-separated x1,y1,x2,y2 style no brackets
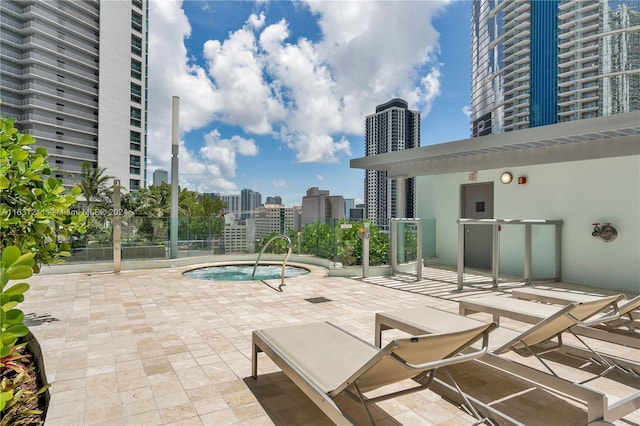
3,283,29,297
1,247,21,268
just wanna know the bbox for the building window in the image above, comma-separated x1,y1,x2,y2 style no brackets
130,130,141,151
131,35,142,56
132,11,142,32
131,59,142,80
130,107,141,127
130,154,141,175
129,179,140,191
131,82,142,104
132,0,143,9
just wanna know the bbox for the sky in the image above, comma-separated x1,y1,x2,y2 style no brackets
146,0,472,206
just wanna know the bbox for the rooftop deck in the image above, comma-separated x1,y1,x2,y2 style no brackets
22,264,639,425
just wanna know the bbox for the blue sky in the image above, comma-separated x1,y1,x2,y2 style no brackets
146,1,471,206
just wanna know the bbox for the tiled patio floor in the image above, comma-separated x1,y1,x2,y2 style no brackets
21,262,639,425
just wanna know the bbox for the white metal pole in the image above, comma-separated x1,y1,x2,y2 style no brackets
170,96,179,259
113,179,121,272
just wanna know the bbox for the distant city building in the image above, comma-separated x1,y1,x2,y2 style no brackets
219,194,241,217
254,205,296,240
349,207,364,221
301,187,345,226
0,0,149,191
240,189,262,220
471,0,640,136
222,218,255,254
222,223,247,254
292,206,302,232
265,196,282,205
152,169,168,186
364,98,419,226
344,198,355,220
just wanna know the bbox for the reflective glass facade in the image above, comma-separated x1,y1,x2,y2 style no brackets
471,0,640,135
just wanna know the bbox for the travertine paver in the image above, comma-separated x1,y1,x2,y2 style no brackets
21,263,639,425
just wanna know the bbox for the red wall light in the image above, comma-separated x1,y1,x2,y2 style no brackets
517,176,527,184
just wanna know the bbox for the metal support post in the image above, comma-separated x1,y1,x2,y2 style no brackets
555,222,562,281
113,179,121,273
362,221,370,278
491,224,500,288
457,220,464,291
524,223,532,284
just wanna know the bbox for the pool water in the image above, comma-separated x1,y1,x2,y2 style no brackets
184,264,309,281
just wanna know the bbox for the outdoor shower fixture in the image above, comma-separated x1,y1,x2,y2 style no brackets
592,222,618,242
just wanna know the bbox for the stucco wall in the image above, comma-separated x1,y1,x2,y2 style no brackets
417,155,640,293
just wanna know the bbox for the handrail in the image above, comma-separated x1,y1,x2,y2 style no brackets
252,235,292,291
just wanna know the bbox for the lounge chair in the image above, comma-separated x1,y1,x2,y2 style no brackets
511,288,640,336
459,293,640,349
375,298,640,425
510,287,617,305
252,321,496,425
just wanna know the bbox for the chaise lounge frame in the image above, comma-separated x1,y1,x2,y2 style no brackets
375,299,640,425
252,321,496,425
459,293,640,351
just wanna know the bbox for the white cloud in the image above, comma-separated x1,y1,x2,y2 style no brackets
198,129,258,191
463,105,472,118
272,179,287,187
147,0,449,193
317,175,325,181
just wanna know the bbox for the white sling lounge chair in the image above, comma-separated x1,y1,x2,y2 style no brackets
375,297,640,425
252,321,496,425
459,293,640,351
509,289,640,347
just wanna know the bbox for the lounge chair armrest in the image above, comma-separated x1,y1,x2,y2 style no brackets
572,303,621,326
393,346,488,371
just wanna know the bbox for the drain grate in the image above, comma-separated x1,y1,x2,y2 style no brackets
305,296,332,304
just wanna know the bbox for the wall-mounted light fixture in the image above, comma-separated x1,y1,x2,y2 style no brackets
500,172,513,184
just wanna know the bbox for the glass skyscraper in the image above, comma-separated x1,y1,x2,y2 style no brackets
471,0,640,136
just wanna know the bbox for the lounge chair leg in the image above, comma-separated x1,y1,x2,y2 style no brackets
353,382,376,426
251,343,258,379
441,368,495,426
515,340,561,378
566,330,627,383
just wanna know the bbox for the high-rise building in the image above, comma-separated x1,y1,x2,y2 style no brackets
240,188,262,219
152,169,168,186
301,187,345,226
364,99,419,226
470,0,640,136
0,0,149,190
265,196,282,205
219,194,240,217
344,198,355,220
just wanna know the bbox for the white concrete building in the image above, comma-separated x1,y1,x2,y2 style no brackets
351,112,640,293
0,0,148,190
